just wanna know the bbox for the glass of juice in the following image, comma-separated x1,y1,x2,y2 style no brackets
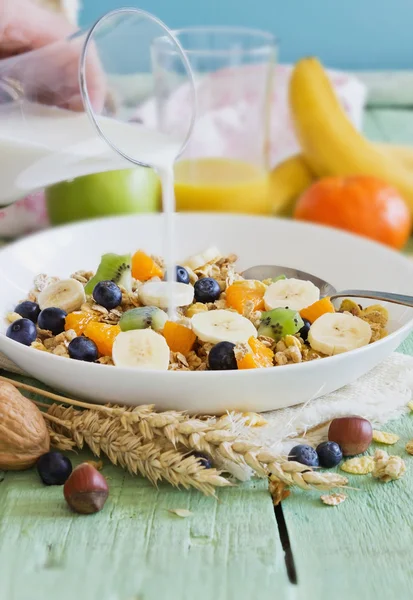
152,27,277,214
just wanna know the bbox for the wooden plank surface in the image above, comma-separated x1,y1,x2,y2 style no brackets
0,393,290,600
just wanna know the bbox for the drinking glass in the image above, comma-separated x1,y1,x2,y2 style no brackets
0,8,196,206
151,27,277,214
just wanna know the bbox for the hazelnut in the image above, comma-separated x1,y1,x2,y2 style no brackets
63,463,109,514
328,416,372,456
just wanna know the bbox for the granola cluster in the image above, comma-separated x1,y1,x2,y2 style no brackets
6,251,389,370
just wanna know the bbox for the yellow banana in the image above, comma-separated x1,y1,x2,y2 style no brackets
289,57,413,211
269,154,314,216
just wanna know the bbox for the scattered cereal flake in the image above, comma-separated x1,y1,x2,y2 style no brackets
372,430,400,445
406,440,413,455
340,456,374,475
269,480,290,507
372,449,406,482
242,412,268,427
168,509,193,518
408,401,413,412
85,460,103,471
320,493,347,506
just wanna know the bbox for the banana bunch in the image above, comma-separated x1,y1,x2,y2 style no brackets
270,58,413,216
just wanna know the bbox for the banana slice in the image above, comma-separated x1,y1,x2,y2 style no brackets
138,281,194,309
308,312,372,356
264,278,319,311
191,309,257,344
112,329,170,370
184,247,221,271
38,278,86,312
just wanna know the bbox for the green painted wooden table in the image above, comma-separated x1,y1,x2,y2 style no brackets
1,108,413,600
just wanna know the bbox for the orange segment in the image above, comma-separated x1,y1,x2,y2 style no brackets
84,322,121,356
163,321,196,355
300,297,335,324
132,250,163,281
65,311,96,336
226,280,266,314
237,337,274,370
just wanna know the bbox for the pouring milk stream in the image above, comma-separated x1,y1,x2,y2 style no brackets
0,100,183,320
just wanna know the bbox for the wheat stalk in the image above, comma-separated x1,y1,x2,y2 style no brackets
0,375,348,496
44,403,348,495
43,404,231,496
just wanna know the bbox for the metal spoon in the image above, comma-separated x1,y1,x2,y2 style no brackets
241,265,413,308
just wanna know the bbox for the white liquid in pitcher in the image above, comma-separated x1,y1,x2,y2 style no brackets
0,101,182,318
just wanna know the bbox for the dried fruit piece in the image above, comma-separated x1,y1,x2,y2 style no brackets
372,449,406,482
237,336,274,369
132,250,163,281
372,430,400,445
0,382,50,470
406,440,413,455
65,311,96,336
84,322,121,356
299,297,335,323
340,456,374,474
163,321,196,355
339,299,361,316
320,493,347,506
226,280,266,314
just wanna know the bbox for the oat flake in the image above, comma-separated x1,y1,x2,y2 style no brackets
320,493,347,506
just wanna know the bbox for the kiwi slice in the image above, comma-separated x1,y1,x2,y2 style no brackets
119,306,167,332
85,253,132,295
258,308,304,342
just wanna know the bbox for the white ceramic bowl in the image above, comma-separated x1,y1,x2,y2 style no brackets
0,214,412,414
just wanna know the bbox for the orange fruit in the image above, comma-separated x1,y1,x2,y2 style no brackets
65,311,96,336
294,175,411,249
300,297,335,324
226,280,266,314
163,321,196,355
84,322,121,356
132,250,164,281
237,337,274,369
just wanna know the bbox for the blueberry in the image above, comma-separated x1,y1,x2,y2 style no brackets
38,307,67,335
316,441,343,468
194,277,221,303
93,280,122,310
14,301,40,323
298,318,311,341
208,341,238,370
191,451,213,469
6,318,37,346
175,266,190,285
68,336,98,362
37,451,73,485
288,444,319,467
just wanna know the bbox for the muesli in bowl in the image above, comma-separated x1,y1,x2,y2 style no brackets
4,247,388,371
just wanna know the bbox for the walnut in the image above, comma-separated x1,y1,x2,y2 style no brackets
0,381,50,469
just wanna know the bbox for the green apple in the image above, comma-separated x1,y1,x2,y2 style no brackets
46,167,161,225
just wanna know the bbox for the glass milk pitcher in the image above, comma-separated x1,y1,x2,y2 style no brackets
0,8,195,207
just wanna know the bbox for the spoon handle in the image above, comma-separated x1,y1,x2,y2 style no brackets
330,290,413,307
